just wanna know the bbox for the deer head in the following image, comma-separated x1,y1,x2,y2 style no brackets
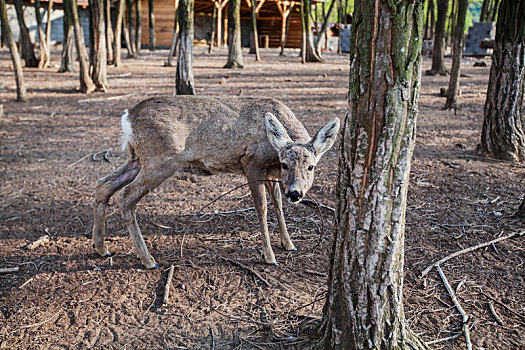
265,113,340,203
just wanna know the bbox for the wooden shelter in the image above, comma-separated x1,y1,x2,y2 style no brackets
140,0,310,49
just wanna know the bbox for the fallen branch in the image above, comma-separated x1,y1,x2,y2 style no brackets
27,235,50,250
67,153,92,168
222,258,270,287
420,230,524,278
299,198,335,213
425,333,462,345
162,265,175,305
436,265,472,350
182,207,256,217
0,266,19,274
488,301,504,326
479,290,525,320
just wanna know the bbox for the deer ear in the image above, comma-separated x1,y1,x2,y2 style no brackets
310,118,340,159
265,113,291,152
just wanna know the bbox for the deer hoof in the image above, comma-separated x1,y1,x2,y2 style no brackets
150,264,160,269
92,243,111,257
267,261,279,266
281,243,297,251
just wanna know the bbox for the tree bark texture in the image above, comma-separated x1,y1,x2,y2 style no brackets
176,0,195,95
59,1,75,72
126,0,136,56
148,0,155,50
300,0,323,62
444,0,468,111
135,0,142,55
0,0,26,101
476,0,525,162
224,0,244,68
70,0,96,93
114,0,126,67
34,0,50,68
106,0,114,64
249,0,260,61
427,0,448,75
13,0,38,67
318,0,429,349
89,0,109,91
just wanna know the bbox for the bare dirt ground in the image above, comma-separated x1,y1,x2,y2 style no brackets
0,47,524,350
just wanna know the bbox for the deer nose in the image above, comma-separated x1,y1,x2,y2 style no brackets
286,190,303,202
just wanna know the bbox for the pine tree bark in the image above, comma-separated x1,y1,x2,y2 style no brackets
70,0,96,93
114,0,126,67
176,0,195,95
13,0,38,67
89,0,109,91
317,1,429,348
59,0,75,72
224,0,244,68
300,0,323,63
148,0,155,51
427,0,448,75
476,0,525,162
34,0,50,68
444,0,468,111
0,0,26,101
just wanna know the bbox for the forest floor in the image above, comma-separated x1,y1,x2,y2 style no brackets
0,48,524,350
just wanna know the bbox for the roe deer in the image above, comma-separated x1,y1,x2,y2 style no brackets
92,96,339,268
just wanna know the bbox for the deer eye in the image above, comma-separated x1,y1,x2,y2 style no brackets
281,163,289,170
308,165,315,171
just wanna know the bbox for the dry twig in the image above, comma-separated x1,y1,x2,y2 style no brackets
162,265,175,305
479,290,525,320
420,230,524,277
27,235,50,250
0,266,19,274
425,333,462,345
436,265,472,350
222,258,270,287
488,301,504,326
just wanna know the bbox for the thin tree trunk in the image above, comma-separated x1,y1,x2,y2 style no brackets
314,0,336,58
476,0,525,162
122,0,133,57
301,0,323,62
280,5,292,55
34,0,50,68
317,0,429,348
224,0,244,68
0,0,26,101
427,0,448,75
106,0,114,64
148,0,155,50
209,2,216,54
166,4,179,66
127,0,136,56
444,0,468,111
480,0,490,21
114,0,125,67
70,0,96,93
448,0,456,48
59,1,75,72
135,0,142,55
45,0,53,52
13,0,38,67
176,0,195,94
89,0,109,91
490,0,500,21
249,0,260,61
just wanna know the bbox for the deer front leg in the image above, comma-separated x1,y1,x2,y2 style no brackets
265,181,296,251
248,180,277,265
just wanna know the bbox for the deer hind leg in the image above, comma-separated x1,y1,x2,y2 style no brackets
265,181,296,251
118,167,173,269
92,159,141,257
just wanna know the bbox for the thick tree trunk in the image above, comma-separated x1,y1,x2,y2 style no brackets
148,0,155,51
70,0,96,93
427,0,448,75
113,0,125,67
89,0,109,91
444,0,468,111
249,0,260,61
34,0,50,68
106,0,114,64
317,1,428,349
135,0,142,55
224,0,244,68
314,0,336,58
476,0,525,162
0,0,26,101
59,2,75,73
13,0,38,67
300,0,323,63
176,0,195,95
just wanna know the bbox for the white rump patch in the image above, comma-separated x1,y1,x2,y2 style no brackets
121,110,133,152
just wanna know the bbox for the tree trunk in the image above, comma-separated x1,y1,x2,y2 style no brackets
59,1,75,73
224,0,244,68
490,0,501,21
317,0,429,348
34,0,50,68
176,0,195,95
13,0,38,67
70,0,96,93
475,0,525,162
480,0,490,21
127,0,136,56
314,0,337,58
0,0,26,101
279,5,292,55
300,0,323,62
209,2,216,54
106,0,114,64
166,4,180,66
444,0,468,111
89,0,109,91
135,0,142,55
148,0,155,51
249,0,260,61
113,0,125,67
426,0,448,75
45,0,53,54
